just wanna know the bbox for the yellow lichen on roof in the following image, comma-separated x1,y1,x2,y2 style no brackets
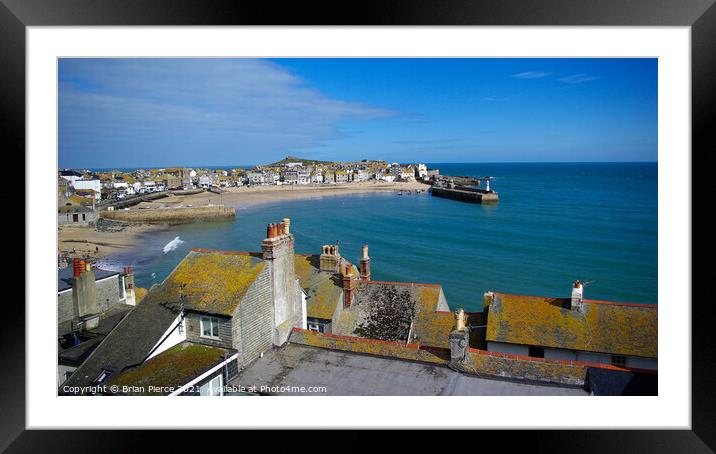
294,255,342,320
409,286,455,348
106,342,230,395
486,294,657,358
165,251,266,316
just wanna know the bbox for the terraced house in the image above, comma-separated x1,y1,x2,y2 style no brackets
59,219,657,396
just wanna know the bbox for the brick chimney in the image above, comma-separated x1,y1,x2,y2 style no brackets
359,244,371,282
571,280,584,311
123,265,136,306
72,258,98,321
262,218,300,345
319,244,340,272
342,263,356,308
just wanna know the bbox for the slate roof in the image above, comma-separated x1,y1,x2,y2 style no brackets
155,249,266,316
58,267,119,292
61,292,180,391
293,254,342,320
486,293,657,358
586,367,658,396
106,341,236,395
333,280,452,346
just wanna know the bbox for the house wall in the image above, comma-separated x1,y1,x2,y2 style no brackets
234,265,273,367
57,274,123,327
58,210,97,225
184,313,233,350
487,341,529,356
490,342,657,370
146,315,187,361
178,359,240,396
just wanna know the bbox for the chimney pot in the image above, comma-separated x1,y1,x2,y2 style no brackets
283,218,291,235
72,258,84,277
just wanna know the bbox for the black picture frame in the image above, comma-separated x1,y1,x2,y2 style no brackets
5,0,710,450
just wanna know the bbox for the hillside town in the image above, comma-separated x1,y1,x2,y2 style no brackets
59,157,438,204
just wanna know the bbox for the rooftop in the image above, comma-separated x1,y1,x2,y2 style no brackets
486,293,658,358
106,341,236,395
293,254,342,320
58,267,119,292
230,342,586,396
155,249,266,316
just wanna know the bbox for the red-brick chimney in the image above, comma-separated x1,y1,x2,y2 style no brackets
343,263,356,308
359,244,371,282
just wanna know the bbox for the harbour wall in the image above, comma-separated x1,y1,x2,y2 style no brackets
430,187,499,203
100,205,235,223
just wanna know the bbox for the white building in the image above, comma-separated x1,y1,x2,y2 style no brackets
416,164,428,179
72,179,102,200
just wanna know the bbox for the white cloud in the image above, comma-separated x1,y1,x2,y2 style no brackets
59,59,394,166
511,71,552,79
559,73,600,84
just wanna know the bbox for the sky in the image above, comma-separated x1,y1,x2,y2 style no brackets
58,58,657,168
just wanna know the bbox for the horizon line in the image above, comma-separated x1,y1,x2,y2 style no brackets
63,160,659,170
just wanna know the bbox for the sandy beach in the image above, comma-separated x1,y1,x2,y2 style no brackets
58,223,165,259
58,181,430,259
132,180,431,209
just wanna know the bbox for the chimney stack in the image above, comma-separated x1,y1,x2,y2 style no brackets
72,259,98,323
319,243,341,272
359,244,371,282
124,265,137,306
449,307,470,365
261,218,300,346
342,263,356,308
571,280,584,311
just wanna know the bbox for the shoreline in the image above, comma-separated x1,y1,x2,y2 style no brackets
127,180,431,210
59,181,430,261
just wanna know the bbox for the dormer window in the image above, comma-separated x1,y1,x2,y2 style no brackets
200,316,220,339
94,369,113,384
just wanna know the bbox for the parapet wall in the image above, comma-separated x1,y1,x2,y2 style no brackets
101,205,235,223
289,328,450,365
458,348,588,387
290,328,629,388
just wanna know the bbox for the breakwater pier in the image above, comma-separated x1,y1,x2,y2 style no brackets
430,186,499,203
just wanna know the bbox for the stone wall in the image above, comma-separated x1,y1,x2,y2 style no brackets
101,205,235,223
235,266,273,366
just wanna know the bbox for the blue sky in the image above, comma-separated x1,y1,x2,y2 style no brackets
58,58,657,168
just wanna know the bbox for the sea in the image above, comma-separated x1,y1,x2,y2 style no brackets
102,163,657,312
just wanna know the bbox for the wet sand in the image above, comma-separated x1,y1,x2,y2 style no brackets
58,223,165,259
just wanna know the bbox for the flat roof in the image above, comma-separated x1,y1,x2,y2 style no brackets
229,343,586,396
58,267,120,292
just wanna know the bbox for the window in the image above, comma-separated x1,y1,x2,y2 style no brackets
200,316,220,339
528,346,545,358
611,355,627,368
308,322,322,333
199,374,223,396
94,369,113,384
82,213,86,221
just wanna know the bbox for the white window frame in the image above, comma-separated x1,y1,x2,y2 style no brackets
199,374,223,396
200,316,220,339
307,322,321,333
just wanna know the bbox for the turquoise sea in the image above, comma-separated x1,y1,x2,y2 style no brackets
104,163,657,312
